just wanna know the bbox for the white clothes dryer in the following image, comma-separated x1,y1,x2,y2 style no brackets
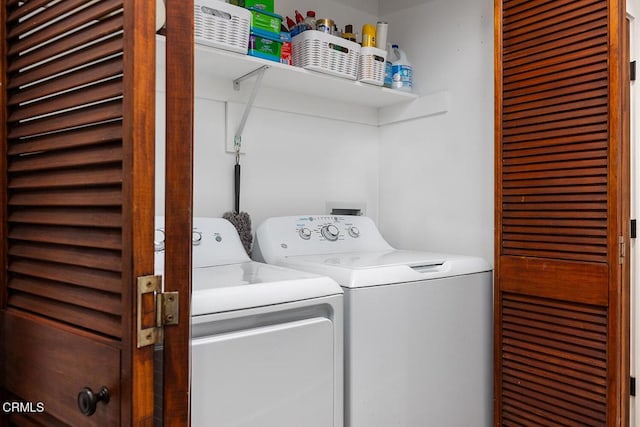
253,215,492,427
154,217,343,427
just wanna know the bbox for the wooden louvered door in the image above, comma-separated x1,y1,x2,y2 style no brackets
0,0,175,425
495,0,630,425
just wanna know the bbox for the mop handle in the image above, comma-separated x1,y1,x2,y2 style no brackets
234,163,240,214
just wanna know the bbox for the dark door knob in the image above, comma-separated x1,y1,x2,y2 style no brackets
77,386,110,416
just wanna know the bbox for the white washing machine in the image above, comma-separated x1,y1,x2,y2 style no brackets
154,217,344,427
253,215,493,427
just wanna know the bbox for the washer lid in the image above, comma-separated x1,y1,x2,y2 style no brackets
191,261,342,316
280,250,492,288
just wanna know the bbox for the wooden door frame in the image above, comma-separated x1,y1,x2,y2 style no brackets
0,1,7,420
162,0,194,425
608,0,630,424
122,0,158,424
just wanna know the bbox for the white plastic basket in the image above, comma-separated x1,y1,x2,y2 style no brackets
358,47,386,86
194,0,251,54
292,30,360,80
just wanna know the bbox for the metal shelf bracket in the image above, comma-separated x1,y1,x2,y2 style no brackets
232,65,269,153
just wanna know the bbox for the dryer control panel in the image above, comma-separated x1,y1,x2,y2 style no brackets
154,217,250,273
254,215,394,262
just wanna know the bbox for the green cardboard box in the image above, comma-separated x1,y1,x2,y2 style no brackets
249,7,281,36
230,0,274,13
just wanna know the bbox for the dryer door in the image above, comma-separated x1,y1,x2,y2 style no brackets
192,316,335,427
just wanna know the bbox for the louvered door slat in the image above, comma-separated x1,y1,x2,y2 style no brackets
7,122,122,155
504,366,606,414
8,259,121,293
7,0,123,56
6,0,51,23
8,166,122,189
504,81,607,113
504,29,607,71
8,101,123,139
8,36,123,89
502,403,562,427
9,188,122,206
505,67,608,99
504,354,607,389
503,383,605,425
9,207,121,227
503,0,602,33
503,134,608,153
9,79,123,123
9,225,122,250
505,98,607,123
504,49,608,82
9,58,123,106
504,149,607,166
503,57,603,91
503,0,555,18
9,242,121,272
504,100,607,125
504,11,602,52
7,0,89,40
8,14,123,74
9,144,123,173
503,5,606,47
504,161,607,179
503,0,572,23
504,14,603,56
504,124,608,144
9,276,121,316
504,192,607,202
8,293,121,338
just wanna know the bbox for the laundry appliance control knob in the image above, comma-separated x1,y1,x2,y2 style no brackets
298,228,312,240
321,225,340,241
348,226,360,238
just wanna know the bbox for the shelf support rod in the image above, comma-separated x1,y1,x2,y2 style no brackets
233,65,269,153
233,65,270,91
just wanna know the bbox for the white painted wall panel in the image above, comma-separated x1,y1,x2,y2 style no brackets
156,95,380,230
378,0,494,264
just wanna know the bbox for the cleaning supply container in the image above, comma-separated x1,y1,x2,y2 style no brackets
292,30,360,80
358,47,386,86
248,7,282,36
248,31,282,62
391,44,413,92
194,0,251,54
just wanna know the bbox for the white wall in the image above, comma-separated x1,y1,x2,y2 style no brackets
155,94,380,229
378,0,494,264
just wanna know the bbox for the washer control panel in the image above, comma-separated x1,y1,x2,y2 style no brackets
254,215,394,260
293,216,364,243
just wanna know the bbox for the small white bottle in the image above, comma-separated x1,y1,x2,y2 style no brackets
304,11,316,30
391,44,413,92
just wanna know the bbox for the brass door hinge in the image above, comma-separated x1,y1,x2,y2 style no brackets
137,275,179,348
619,236,626,265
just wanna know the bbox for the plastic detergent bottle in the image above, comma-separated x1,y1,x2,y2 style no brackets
391,44,413,92
304,11,316,29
